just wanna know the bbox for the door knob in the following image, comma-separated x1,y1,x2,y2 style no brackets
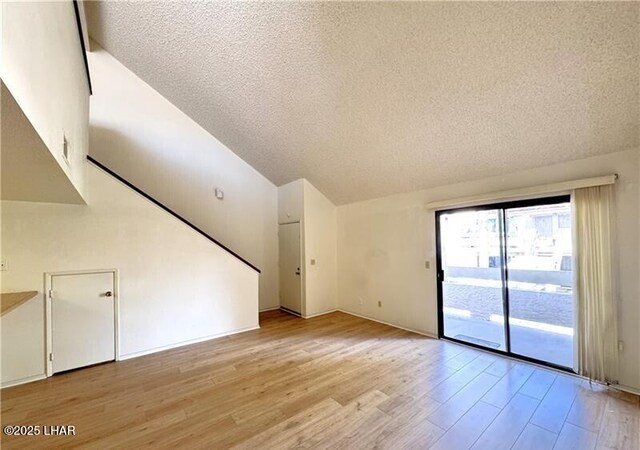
295,268,300,275
104,291,113,297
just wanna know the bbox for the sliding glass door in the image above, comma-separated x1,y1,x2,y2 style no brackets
438,208,508,351
436,196,574,370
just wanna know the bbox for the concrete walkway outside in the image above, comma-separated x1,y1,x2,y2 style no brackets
443,281,574,368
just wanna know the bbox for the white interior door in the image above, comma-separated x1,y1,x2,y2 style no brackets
279,222,302,314
51,272,115,373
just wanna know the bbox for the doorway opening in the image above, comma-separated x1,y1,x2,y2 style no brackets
436,196,574,370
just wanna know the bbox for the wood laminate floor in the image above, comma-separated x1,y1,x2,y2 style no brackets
1,310,638,449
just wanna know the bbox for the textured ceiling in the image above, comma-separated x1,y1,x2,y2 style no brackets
86,2,639,205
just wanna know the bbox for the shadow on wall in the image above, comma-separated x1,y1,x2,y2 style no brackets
87,124,262,263
88,124,229,237
1,82,85,204
89,125,176,170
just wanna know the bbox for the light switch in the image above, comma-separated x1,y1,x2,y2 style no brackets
310,258,316,266
425,261,431,269
0,260,7,271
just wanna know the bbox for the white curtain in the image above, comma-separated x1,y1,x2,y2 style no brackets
574,185,618,384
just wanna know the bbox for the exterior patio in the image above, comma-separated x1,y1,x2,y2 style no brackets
443,282,574,368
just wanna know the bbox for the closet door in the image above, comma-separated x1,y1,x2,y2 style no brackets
279,222,302,315
51,272,116,373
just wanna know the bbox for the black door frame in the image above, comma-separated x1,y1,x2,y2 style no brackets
435,195,574,373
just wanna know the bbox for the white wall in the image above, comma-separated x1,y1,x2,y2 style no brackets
0,163,259,387
1,82,86,204
278,179,338,317
278,179,304,225
1,1,89,201
303,181,338,317
337,149,640,391
87,45,279,310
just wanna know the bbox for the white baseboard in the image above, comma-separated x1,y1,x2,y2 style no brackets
2,325,261,388
303,309,338,319
118,324,260,361
337,309,438,339
1,373,47,389
615,384,640,396
572,377,640,396
259,306,281,312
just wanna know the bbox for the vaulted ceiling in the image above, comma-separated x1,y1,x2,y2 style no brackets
86,2,638,205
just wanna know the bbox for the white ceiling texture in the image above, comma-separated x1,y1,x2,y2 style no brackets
87,1,638,204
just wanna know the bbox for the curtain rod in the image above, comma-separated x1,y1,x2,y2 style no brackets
425,174,618,211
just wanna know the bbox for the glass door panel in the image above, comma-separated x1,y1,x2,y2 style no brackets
439,209,507,351
505,202,574,368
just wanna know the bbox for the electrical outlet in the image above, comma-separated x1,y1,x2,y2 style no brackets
618,340,624,352
0,260,7,271
358,297,363,305
378,301,382,308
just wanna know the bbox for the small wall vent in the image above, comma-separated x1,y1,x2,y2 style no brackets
62,134,70,165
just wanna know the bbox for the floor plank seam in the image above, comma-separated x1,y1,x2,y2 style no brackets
1,310,637,449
